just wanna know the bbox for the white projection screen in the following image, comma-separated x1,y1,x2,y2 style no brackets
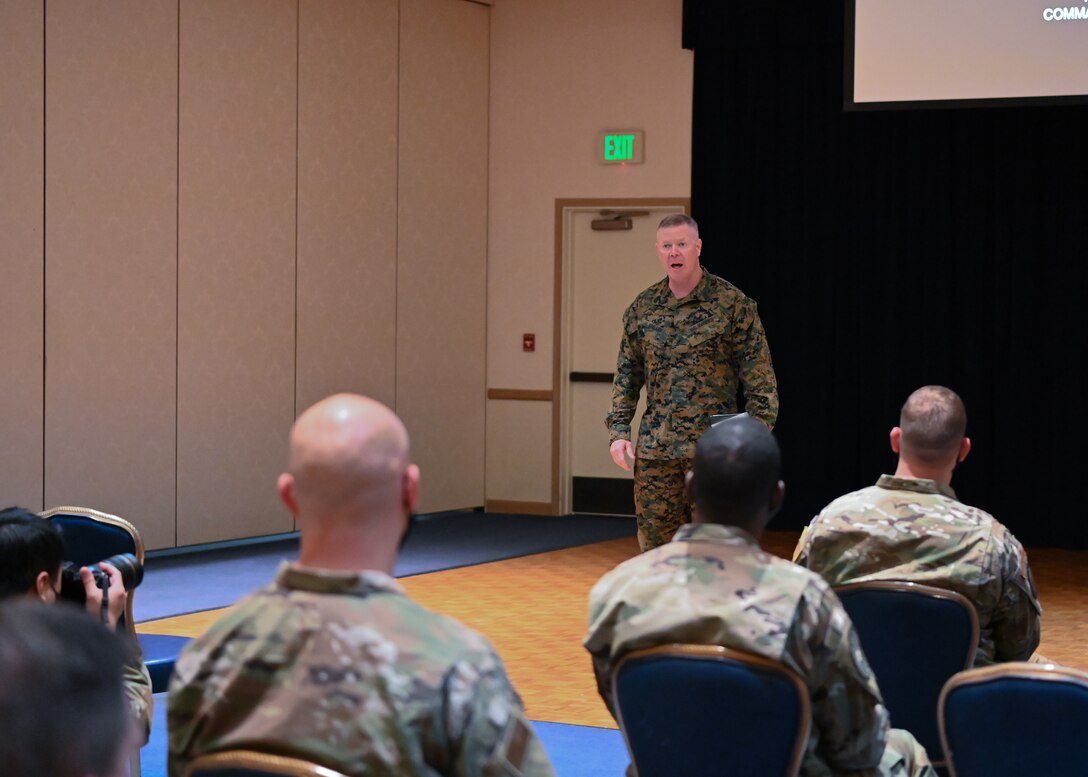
847,0,1088,108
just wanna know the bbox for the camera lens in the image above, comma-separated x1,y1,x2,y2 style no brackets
57,553,143,605
87,553,144,593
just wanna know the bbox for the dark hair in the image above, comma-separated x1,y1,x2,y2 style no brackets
657,212,699,235
0,599,134,777
691,416,781,523
899,385,967,464
0,507,64,598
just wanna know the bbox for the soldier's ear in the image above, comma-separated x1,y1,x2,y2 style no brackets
684,470,694,503
889,427,902,454
958,437,971,463
768,480,785,516
277,472,299,517
403,463,420,514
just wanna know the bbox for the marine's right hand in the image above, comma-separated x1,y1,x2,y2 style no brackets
609,440,634,471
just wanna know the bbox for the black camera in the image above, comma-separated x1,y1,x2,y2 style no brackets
58,552,144,605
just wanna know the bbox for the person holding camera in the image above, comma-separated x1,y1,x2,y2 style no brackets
0,506,153,743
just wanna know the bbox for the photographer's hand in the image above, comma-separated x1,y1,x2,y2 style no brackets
80,562,127,629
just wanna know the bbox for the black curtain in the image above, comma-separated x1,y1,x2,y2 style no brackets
685,1,1088,548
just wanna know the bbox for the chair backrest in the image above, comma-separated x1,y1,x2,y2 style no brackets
834,581,978,767
939,662,1088,777
612,644,811,777
39,505,144,639
185,750,351,777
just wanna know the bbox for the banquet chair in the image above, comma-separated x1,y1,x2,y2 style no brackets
939,661,1088,776
39,505,190,692
612,643,810,777
834,580,978,774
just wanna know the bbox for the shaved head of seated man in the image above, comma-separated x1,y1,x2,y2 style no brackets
585,416,935,776
794,385,1042,666
168,393,556,777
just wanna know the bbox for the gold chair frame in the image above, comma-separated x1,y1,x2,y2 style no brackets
833,579,981,666
835,578,983,644
612,643,812,777
185,750,352,777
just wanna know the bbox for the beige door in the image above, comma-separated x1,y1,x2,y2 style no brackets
560,203,686,514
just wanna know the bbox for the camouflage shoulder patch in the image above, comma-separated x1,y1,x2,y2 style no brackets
498,716,531,775
1017,543,1031,586
847,626,874,682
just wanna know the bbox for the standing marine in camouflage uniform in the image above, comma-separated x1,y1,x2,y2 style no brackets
586,417,934,777
793,385,1041,666
168,394,555,777
606,213,778,551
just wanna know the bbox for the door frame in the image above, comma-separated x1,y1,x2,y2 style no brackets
552,197,690,514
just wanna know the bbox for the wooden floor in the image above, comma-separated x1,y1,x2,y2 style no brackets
138,530,1088,730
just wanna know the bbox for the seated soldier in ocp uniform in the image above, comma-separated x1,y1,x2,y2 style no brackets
794,385,1041,666
586,416,935,776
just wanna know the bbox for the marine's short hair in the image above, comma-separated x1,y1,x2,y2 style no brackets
0,507,64,598
0,599,134,777
899,385,967,464
657,212,699,235
691,415,781,520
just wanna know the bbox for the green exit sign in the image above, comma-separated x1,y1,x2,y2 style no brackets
598,129,644,165
604,134,634,161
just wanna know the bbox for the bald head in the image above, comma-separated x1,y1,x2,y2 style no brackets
284,394,412,523
689,416,783,533
898,385,967,466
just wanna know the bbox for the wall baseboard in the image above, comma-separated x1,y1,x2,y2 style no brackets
572,476,635,516
485,499,555,516
487,388,553,401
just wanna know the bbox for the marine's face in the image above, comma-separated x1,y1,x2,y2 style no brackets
656,224,702,288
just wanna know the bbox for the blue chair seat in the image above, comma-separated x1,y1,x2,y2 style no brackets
613,644,810,777
834,580,978,770
138,633,192,693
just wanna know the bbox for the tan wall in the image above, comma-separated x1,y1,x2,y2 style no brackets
0,0,492,548
296,0,399,413
398,0,489,513
176,0,298,545
486,0,693,508
44,0,179,549
0,1,45,511
0,0,688,541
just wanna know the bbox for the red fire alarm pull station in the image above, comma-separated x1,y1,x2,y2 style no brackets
523,333,535,352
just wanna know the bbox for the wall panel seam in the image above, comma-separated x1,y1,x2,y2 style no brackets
41,0,48,509
174,0,181,547
293,0,300,419
396,0,402,412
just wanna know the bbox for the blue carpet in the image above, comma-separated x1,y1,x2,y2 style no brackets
534,721,629,776
135,512,631,622
140,694,628,777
